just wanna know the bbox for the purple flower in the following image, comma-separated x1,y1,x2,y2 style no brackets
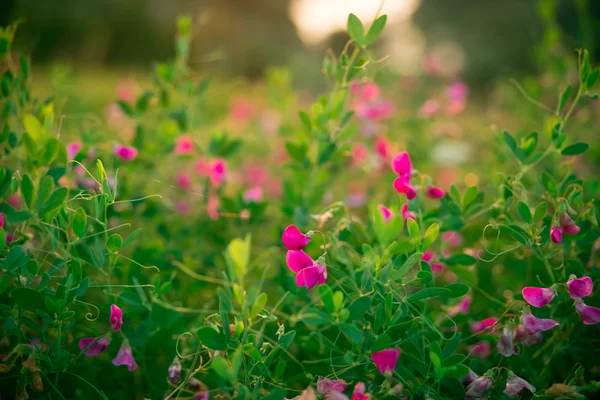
282,225,311,251
515,324,543,347
465,375,492,399
522,312,559,334
295,263,327,290
575,301,600,325
378,205,393,223
0,212,4,229
567,276,593,299
497,325,520,357
112,341,137,371
114,144,138,161
78,337,110,356
469,341,491,358
393,175,417,200
193,393,208,400
425,186,445,199
168,359,182,384
371,347,401,376
317,377,347,394
550,227,563,244
521,286,556,308
67,142,82,160
110,304,123,331
460,369,479,386
562,224,580,236
391,152,412,176
286,250,314,273
504,374,536,398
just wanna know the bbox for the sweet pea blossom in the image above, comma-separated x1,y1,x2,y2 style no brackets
114,144,138,161
465,374,492,399
317,377,347,394
422,250,435,263
174,136,194,155
425,186,445,199
110,304,123,331
575,302,600,325
296,263,328,290
67,142,82,160
356,100,395,121
351,382,368,400
286,250,314,273
471,317,498,333
176,173,191,190
391,152,412,176
78,337,110,356
504,374,536,398
515,324,543,347
371,347,401,376
282,225,311,251
168,358,182,384
560,214,580,236
420,99,439,117
195,158,211,176
401,204,416,222
393,175,417,199
522,312,559,334
112,340,137,371
469,341,491,358
374,136,390,160
567,276,593,299
378,205,393,223
521,286,556,307
497,325,520,357
193,393,209,400
448,295,471,317
460,369,480,386
243,186,263,202
352,143,368,167
550,227,563,244
209,158,227,186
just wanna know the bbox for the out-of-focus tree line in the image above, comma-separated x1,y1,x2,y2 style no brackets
1,0,598,84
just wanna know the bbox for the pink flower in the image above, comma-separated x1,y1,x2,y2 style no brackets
114,145,138,161
244,186,263,202
469,341,491,358
67,142,82,160
193,393,208,400
357,101,395,120
567,276,593,299
497,325,520,357
447,81,469,102
448,295,471,317
286,250,314,273
352,143,368,167
195,159,211,176
351,81,381,102
175,201,191,215
0,212,4,229
317,377,347,394
515,324,543,347
460,369,479,386
465,375,492,399
230,98,254,123
296,263,327,290
425,186,445,199
207,196,219,220
446,99,465,115
504,374,536,398
174,136,194,155
112,341,137,371
471,317,498,333
209,158,227,186
521,287,556,307
374,136,390,160
110,304,123,331
422,250,435,263
176,173,191,190
282,225,311,251
420,99,439,117
393,175,417,200
9,195,20,209
378,205,393,223
78,337,110,356
442,231,462,247
575,302,600,325
391,152,412,176
168,359,182,384
562,224,580,236
117,81,136,103
431,263,445,275
401,204,416,222
550,227,563,243
371,348,401,376
522,312,559,334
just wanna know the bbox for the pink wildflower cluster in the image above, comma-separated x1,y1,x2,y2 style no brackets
282,225,327,290
551,214,581,243
391,152,445,202
351,81,395,121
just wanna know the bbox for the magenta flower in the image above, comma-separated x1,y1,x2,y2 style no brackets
515,324,543,347
110,304,123,331
469,341,491,358
401,204,416,222
67,142,82,160
522,312,559,334
244,186,263,203
114,144,138,161
497,325,520,357
562,224,580,236
295,263,327,290
567,276,593,299
174,136,194,155
470,317,498,333
422,250,435,263
420,99,439,117
446,99,466,115
393,175,417,200
195,158,211,176
358,101,395,120
282,225,311,251
209,158,227,186
207,196,219,220
504,374,536,398
391,152,412,176
0,212,4,229
193,393,209,400
550,227,563,244
317,377,347,394
351,143,368,167
112,340,137,371
442,231,462,247
521,286,556,308
9,195,20,209
448,295,471,317
78,337,110,356
575,301,600,325
425,186,445,199
374,136,390,160
371,347,401,376
465,375,492,399
447,81,469,102
176,173,191,190
286,250,314,273
378,205,393,223
431,263,445,275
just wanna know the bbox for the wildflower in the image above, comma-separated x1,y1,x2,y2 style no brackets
550,227,563,244
207,196,219,220
422,250,435,263
575,301,600,325
497,325,520,357
560,214,580,236
0,212,4,229
243,186,263,203
282,225,311,251
374,136,390,160
465,374,492,399
193,393,208,400
67,142,82,160
470,317,498,333
175,201,191,215
515,324,543,347
357,101,395,121
296,263,327,290
176,173,191,190
195,158,211,176
352,143,368,167
522,312,559,334
448,295,471,317
168,358,182,384
378,205,393,223
230,97,254,123
286,250,314,273
460,369,479,386
393,175,417,199
174,136,194,155
352,382,368,400
114,144,138,161
420,99,439,117
209,158,227,186
9,195,20,209
447,81,469,102
78,337,110,356
317,377,347,394
391,152,412,176
567,276,593,299
469,341,491,358
110,304,123,331
112,340,137,371
401,204,416,222
431,263,445,275
504,374,536,398
446,99,466,115
521,286,556,308
425,186,445,199
371,347,401,376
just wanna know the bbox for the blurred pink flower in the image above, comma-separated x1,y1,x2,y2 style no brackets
371,348,401,376
110,304,123,331
286,250,314,273
174,136,194,155
575,301,600,325
317,377,347,394
446,99,466,115
504,375,536,398
0,212,4,229
401,204,416,222
378,205,393,223
550,227,563,243
114,145,138,161
175,201,191,215
230,98,255,123
9,195,20,209
195,158,211,176
447,81,469,102
351,81,381,102
244,186,263,202
466,375,492,399
420,99,439,117
79,337,110,357
67,142,82,160
352,143,368,167
422,250,435,263
209,159,227,186
117,81,136,103
112,341,137,371
448,295,471,317
356,101,395,121
207,196,219,219
245,164,269,187
176,173,191,190
425,186,445,199
469,341,491,358
391,152,412,176
470,317,498,333
296,263,328,290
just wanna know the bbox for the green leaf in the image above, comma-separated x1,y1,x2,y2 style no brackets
285,141,308,163
107,234,122,252
392,252,423,281
443,282,469,298
211,356,233,382
533,202,548,223
116,100,134,117
541,172,557,193
365,15,387,45
250,293,267,319
122,228,142,248
407,218,420,241
558,85,571,113
242,344,262,362
197,326,227,350
517,201,532,223
23,114,45,143
318,285,335,313
298,111,311,133
347,296,371,321
561,142,589,156
41,187,68,214
227,235,251,281
21,174,35,209
11,288,46,311
443,254,477,266
40,138,60,166
339,323,363,344
422,223,439,250
587,68,599,89
26,259,39,275
503,131,517,156
36,176,54,211
407,287,451,302
462,186,478,207
347,14,365,45
72,208,87,237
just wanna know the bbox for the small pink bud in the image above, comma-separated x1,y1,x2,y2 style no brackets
401,204,416,222
295,263,327,290
425,186,445,199
391,152,412,176
317,377,347,394
67,142,82,160
470,317,498,333
522,312,559,334
550,227,563,243
176,173,191,190
567,276,593,299
110,304,123,331
286,250,314,273
420,99,439,117
378,205,393,223
422,250,435,263
374,136,390,159
447,81,469,101
78,337,110,356
560,214,576,226
430,263,445,275
174,136,194,155
575,301,600,325
282,225,311,251
0,212,4,229
114,144,138,161
195,159,211,176
209,159,227,186
371,348,401,376
112,340,137,371
448,295,471,317
393,175,417,199
521,287,556,307
562,224,580,236
504,375,536,398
